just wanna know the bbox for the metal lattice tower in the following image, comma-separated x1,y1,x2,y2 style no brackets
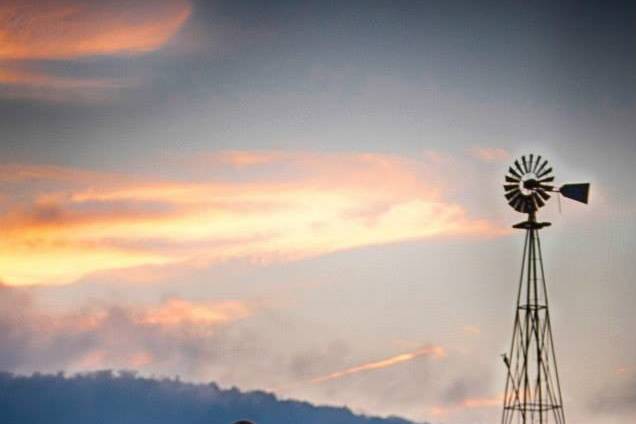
501,155,589,424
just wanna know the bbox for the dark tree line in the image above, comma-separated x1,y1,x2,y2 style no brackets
0,371,423,424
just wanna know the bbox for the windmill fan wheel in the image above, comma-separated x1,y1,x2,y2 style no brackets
504,154,554,214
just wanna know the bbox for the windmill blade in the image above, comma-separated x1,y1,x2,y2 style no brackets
521,156,529,173
512,196,524,212
514,160,524,175
538,184,554,191
506,175,520,183
539,176,555,183
533,155,542,173
532,193,545,208
537,189,551,201
504,184,518,192
535,159,548,176
506,191,521,207
506,190,521,201
508,167,521,179
521,197,532,213
528,154,534,172
538,167,553,178
515,201,524,213
560,183,590,204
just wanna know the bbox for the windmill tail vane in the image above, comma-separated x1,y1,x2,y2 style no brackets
500,155,589,424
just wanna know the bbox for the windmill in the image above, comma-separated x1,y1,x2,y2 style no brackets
501,154,589,424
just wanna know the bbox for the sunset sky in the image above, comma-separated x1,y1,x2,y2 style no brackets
1,1,635,423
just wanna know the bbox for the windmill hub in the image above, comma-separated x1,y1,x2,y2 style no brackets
522,177,539,192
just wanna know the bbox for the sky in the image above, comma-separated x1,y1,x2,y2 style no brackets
0,1,635,423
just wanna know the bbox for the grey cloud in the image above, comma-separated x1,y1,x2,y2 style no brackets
590,374,636,414
0,284,494,422
442,374,493,405
0,285,33,369
0,285,250,376
0,285,353,390
289,339,351,380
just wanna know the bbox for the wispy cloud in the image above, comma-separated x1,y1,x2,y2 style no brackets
431,395,501,418
468,147,510,162
0,0,191,99
0,67,123,89
308,346,446,384
0,151,507,286
0,65,134,102
0,0,191,60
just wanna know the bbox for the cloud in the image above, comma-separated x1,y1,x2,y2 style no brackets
0,163,117,183
210,151,290,167
0,0,191,99
428,377,501,419
462,325,481,335
0,283,495,422
430,395,501,419
590,372,636,414
0,0,191,60
0,284,252,373
468,147,510,162
139,299,251,327
0,67,123,89
308,346,446,385
0,152,507,286
283,346,490,422
0,284,33,370
0,65,134,102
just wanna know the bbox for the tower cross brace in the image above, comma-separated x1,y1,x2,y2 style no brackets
501,212,566,424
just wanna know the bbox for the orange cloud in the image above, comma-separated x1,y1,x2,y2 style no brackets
210,151,289,167
0,67,123,89
309,346,446,384
463,325,481,335
431,395,502,417
461,396,501,408
0,152,508,286
23,296,251,371
469,147,510,162
0,163,118,183
60,297,251,331
0,65,135,102
0,0,191,60
0,0,191,98
75,350,108,369
615,366,635,376
76,350,156,370
139,299,251,327
128,351,154,368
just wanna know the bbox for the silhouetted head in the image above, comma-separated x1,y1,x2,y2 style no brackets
233,421,254,424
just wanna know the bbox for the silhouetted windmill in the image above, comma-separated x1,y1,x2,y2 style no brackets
501,155,589,424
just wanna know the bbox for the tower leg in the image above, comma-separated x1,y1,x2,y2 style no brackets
501,226,566,424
